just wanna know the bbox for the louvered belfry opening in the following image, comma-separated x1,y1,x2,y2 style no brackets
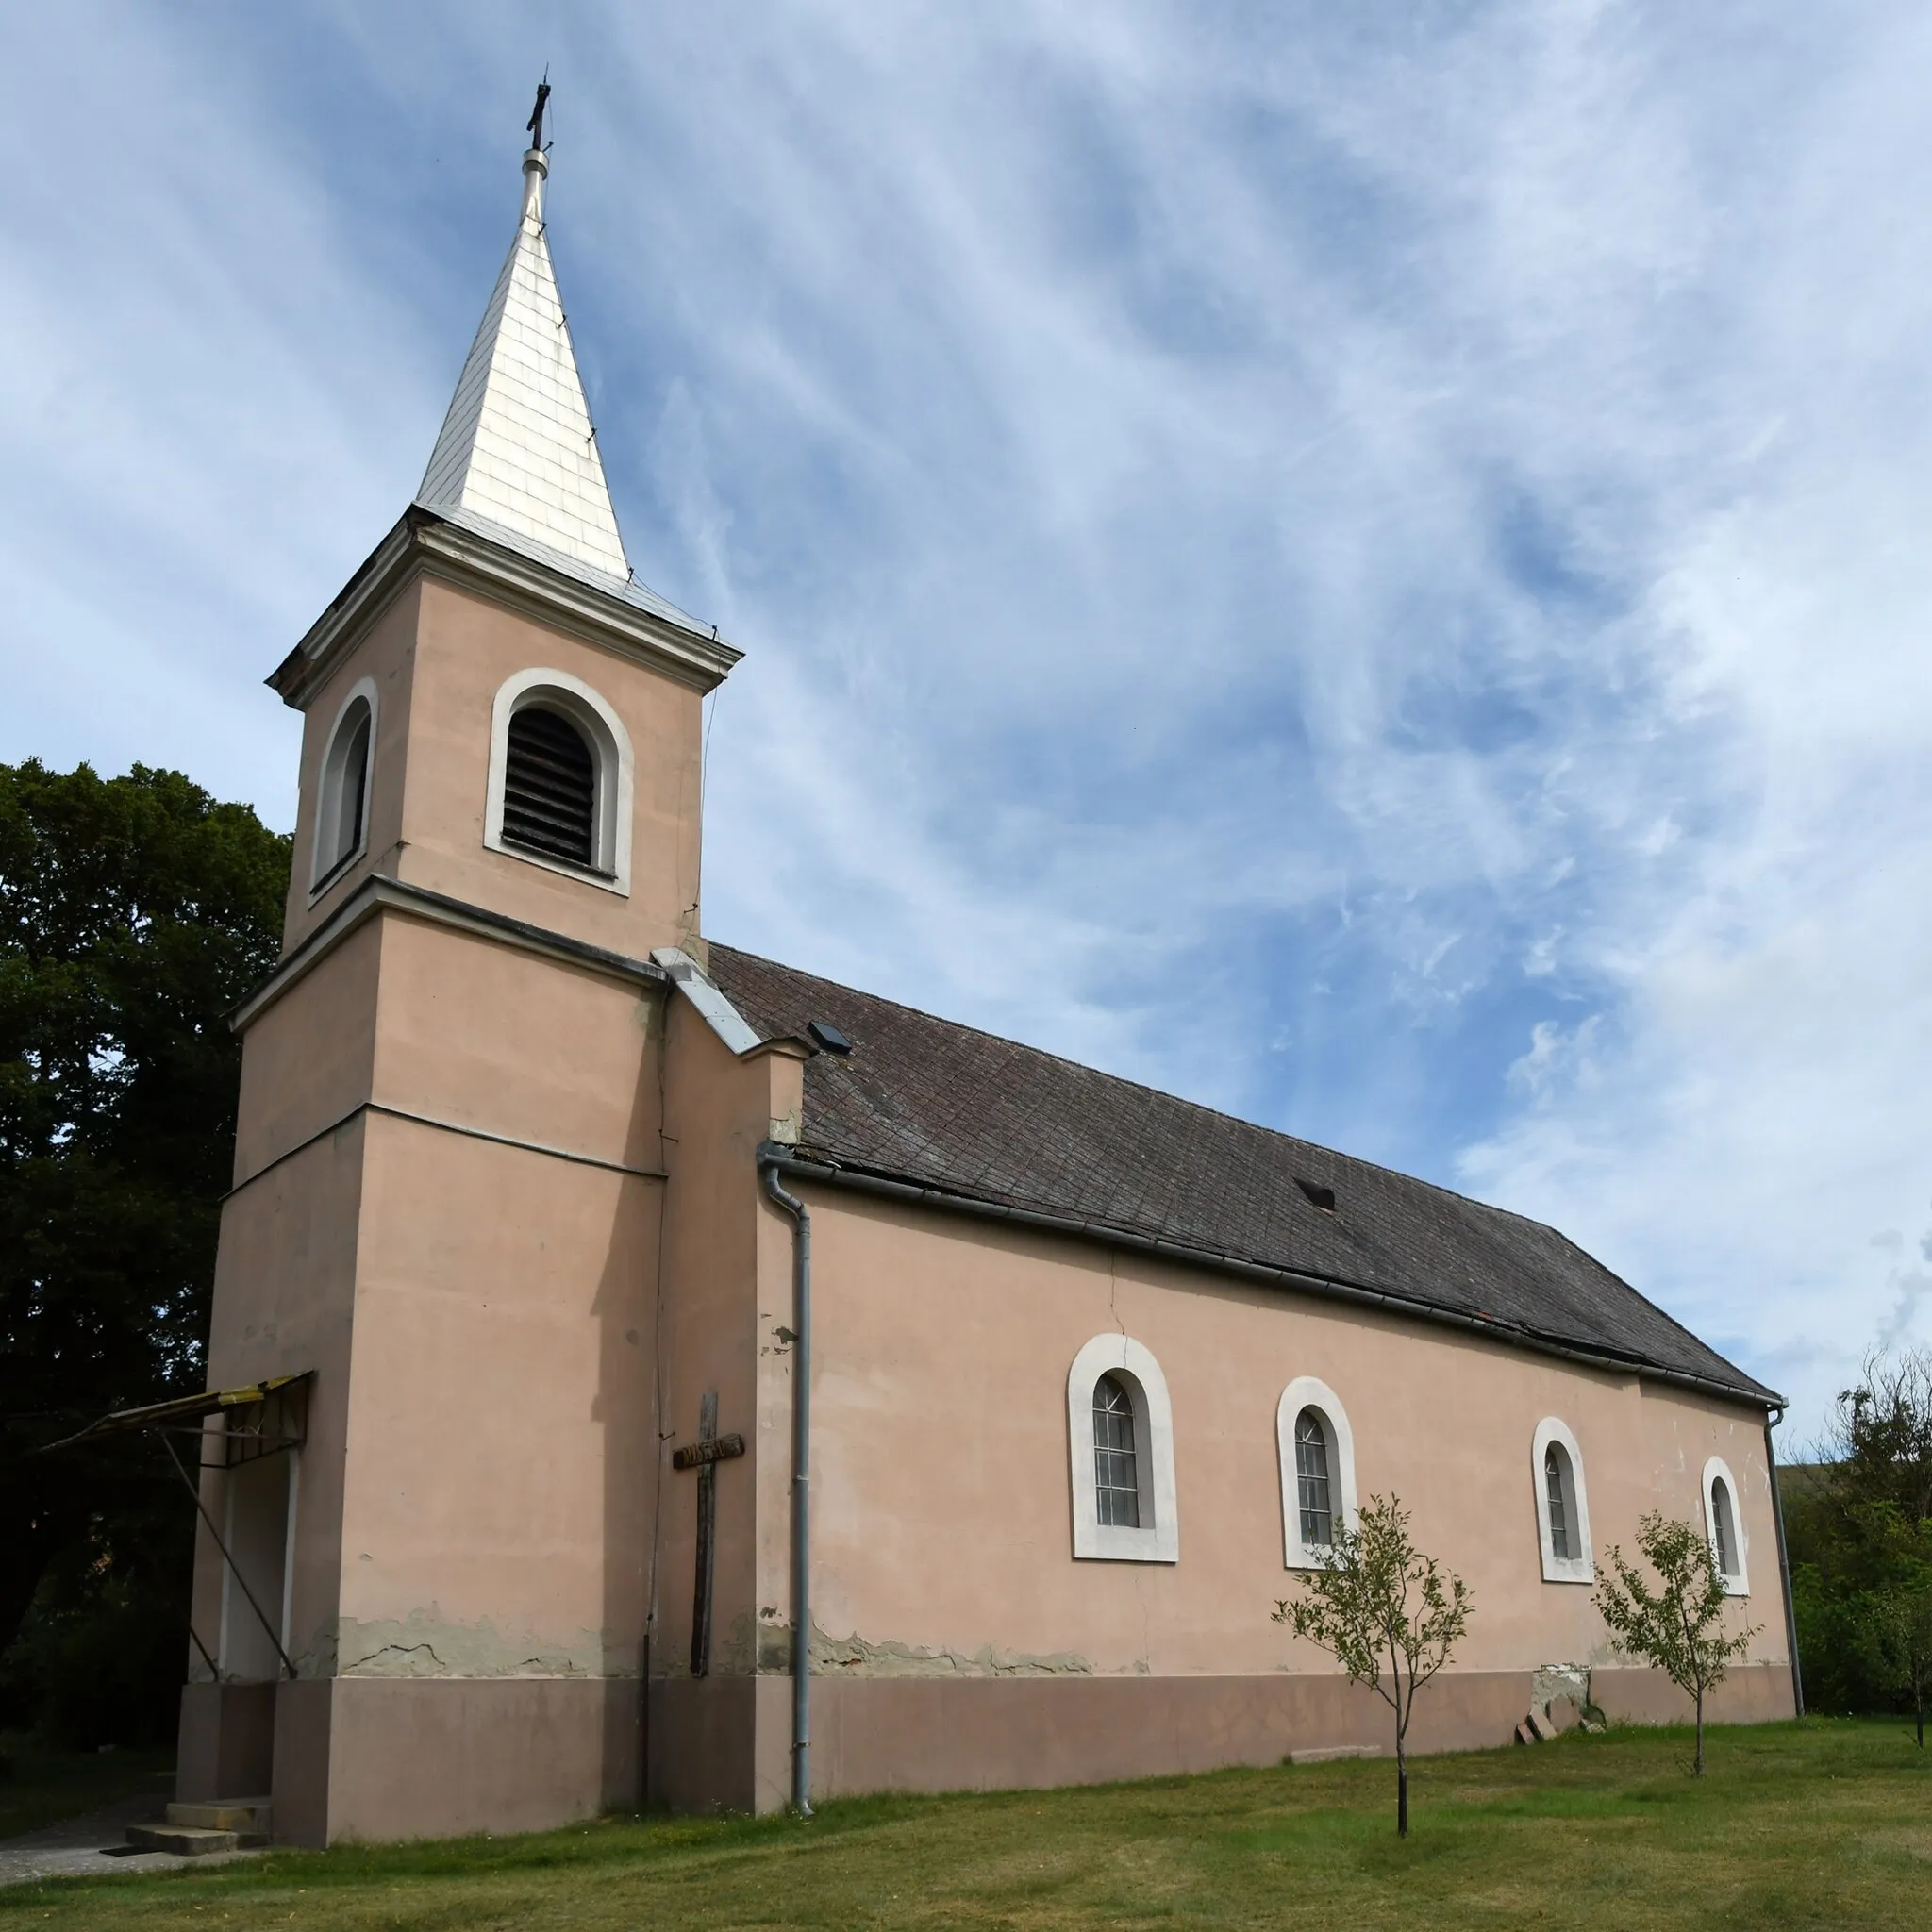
502,704,599,869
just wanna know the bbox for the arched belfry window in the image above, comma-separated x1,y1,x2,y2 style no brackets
309,678,377,895
1702,1456,1750,1596
1277,1378,1357,1569
1532,1418,1593,1584
1067,1336,1178,1562
503,705,597,867
484,668,634,894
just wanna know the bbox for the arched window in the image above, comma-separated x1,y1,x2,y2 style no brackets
484,668,635,894
1702,1456,1750,1595
1093,1374,1140,1528
309,678,377,894
1295,1410,1334,1548
1544,1441,1576,1562
1531,1418,1593,1584
1066,1335,1178,1562
1277,1378,1357,1570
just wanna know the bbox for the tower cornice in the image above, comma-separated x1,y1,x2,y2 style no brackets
268,503,741,710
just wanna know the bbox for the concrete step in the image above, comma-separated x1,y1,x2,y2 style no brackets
167,1799,272,1834
1287,1744,1383,1764
124,1824,250,1857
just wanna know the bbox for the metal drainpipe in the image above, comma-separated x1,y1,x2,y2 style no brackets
1763,1405,1805,1719
759,1145,813,1816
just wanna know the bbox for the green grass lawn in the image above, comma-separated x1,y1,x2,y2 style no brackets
2,1718,1926,1928
0,1737,174,1841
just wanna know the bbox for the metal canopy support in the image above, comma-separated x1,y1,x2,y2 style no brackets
159,1431,297,1683
40,1372,313,1689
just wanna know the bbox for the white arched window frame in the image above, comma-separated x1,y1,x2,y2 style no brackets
308,676,378,898
1702,1455,1750,1596
1066,1334,1178,1563
1532,1416,1594,1585
483,667,634,895
1276,1376,1359,1570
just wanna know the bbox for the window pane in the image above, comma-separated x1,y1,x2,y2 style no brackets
319,698,372,880
339,708,370,859
1092,1375,1140,1528
1545,1444,1572,1561
1294,1409,1333,1548
1713,1480,1736,1576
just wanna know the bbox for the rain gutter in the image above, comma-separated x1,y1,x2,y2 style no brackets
1763,1406,1806,1717
758,1143,813,1818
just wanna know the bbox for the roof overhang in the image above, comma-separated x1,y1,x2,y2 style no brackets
760,1148,1787,1413
268,504,741,712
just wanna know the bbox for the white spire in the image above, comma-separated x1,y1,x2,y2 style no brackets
417,136,632,582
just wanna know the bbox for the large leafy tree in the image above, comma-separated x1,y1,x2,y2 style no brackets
1787,1348,1932,1723
0,759,289,1677
1859,1507,1932,1748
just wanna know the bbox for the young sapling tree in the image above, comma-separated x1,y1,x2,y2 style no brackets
1273,1493,1472,1837
1595,1512,1756,1774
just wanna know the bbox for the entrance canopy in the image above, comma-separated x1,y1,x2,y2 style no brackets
42,1373,311,1454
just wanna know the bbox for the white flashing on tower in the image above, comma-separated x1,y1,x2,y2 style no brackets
416,141,632,583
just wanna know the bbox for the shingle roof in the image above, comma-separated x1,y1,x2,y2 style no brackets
707,942,1778,1407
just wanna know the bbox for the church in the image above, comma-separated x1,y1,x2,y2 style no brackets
166,115,1796,1846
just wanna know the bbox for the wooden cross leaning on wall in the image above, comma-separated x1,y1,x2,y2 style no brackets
672,1391,746,1677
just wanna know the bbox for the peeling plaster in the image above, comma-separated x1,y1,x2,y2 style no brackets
330,1609,635,1679
677,1615,1096,1680
809,1627,1094,1678
1532,1662,1592,1710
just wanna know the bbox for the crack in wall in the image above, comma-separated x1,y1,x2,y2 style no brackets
328,1610,637,1680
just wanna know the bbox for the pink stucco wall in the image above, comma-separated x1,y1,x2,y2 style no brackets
781,1183,1783,1687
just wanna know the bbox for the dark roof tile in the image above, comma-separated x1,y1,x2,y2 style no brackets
708,942,1776,1407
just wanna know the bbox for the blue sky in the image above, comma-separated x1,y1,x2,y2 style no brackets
6,1,1931,1440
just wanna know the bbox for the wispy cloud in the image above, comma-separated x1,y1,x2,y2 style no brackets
6,1,1931,1433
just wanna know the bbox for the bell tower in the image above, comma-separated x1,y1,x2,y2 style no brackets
180,99,740,1844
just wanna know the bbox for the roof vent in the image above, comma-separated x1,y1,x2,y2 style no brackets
807,1019,852,1057
1295,1178,1336,1214
502,706,597,868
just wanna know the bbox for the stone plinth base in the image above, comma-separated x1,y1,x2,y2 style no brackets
189,1661,1795,1841
646,1660,1797,1814
246,1676,640,1846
